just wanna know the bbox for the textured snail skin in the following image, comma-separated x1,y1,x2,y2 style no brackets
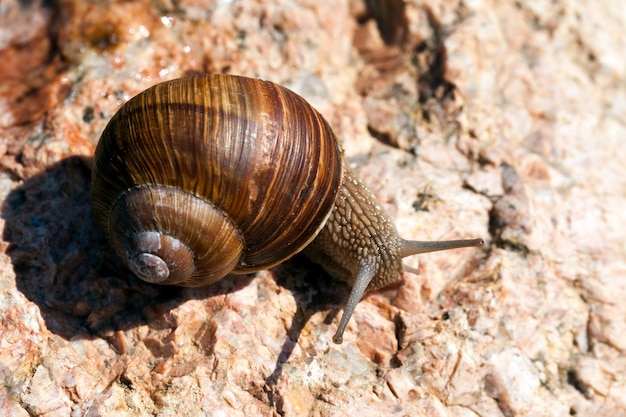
91,74,483,344
303,165,483,343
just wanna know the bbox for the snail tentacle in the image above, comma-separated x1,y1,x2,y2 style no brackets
398,238,485,258
332,263,375,344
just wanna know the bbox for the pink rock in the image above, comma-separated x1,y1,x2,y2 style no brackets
1,0,625,415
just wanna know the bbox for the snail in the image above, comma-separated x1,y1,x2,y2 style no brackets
91,74,483,344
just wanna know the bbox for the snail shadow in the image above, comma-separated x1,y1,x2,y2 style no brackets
1,157,254,340
264,258,347,389
2,156,348,386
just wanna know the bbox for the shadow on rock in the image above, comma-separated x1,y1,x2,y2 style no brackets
2,156,254,340
264,256,348,391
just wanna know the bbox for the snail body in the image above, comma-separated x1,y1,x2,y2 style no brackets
91,74,482,343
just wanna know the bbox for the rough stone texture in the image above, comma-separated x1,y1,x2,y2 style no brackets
1,0,625,416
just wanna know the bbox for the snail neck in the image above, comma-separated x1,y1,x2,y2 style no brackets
303,164,403,290
303,164,404,343
304,164,484,344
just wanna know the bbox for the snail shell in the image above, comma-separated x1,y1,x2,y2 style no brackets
91,74,483,343
91,75,342,286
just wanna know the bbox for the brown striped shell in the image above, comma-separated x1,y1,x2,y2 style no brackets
91,74,343,286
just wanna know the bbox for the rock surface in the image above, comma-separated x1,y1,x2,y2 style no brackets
1,0,625,415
